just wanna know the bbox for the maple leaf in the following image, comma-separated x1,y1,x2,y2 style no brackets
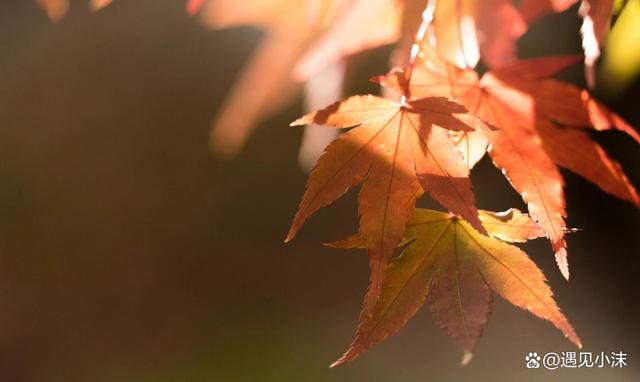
327,208,581,366
286,95,490,308
375,52,640,279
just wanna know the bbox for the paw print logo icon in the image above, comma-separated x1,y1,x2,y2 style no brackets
525,352,541,369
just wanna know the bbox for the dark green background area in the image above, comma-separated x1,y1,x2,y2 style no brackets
0,1,638,381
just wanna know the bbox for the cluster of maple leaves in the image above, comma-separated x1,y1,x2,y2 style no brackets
37,0,639,366
277,0,636,365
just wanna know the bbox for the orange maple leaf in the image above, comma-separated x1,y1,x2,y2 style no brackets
376,51,639,279
327,208,581,366
286,95,490,309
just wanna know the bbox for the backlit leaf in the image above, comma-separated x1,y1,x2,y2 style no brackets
287,95,489,308
330,209,581,366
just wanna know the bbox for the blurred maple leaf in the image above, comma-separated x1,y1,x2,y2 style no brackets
197,0,402,159
327,208,581,366
376,50,639,279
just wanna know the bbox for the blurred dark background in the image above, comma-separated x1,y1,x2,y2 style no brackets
0,1,638,381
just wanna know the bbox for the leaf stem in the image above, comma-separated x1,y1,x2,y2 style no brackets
401,0,437,102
